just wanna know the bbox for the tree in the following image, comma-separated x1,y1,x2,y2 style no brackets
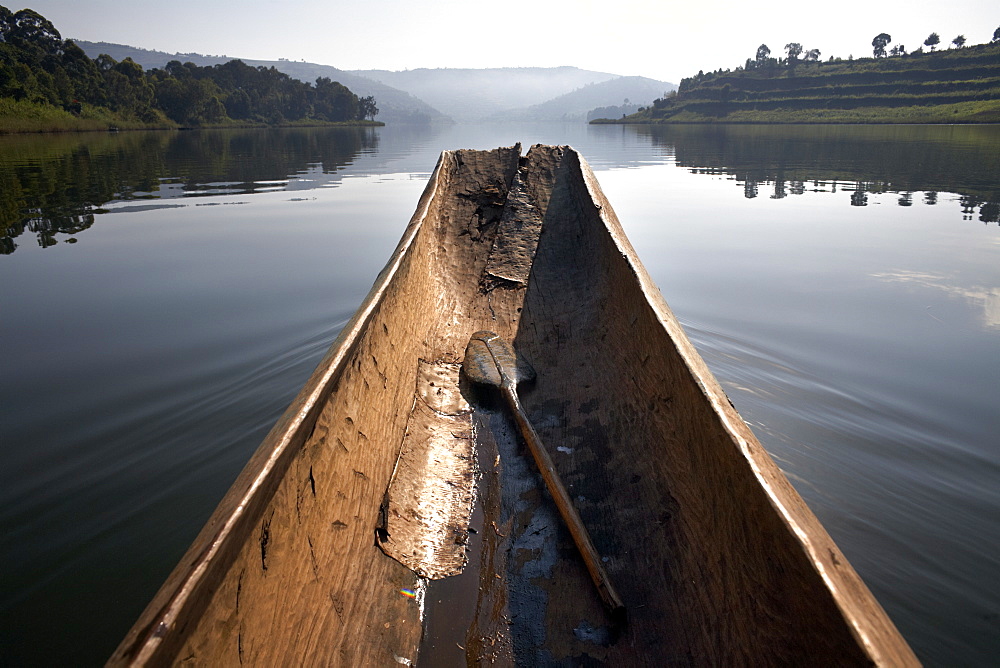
91,53,112,72
755,44,771,64
103,57,155,119
805,48,821,62
872,33,891,58
952,35,966,49
889,44,907,57
924,32,940,51
7,8,63,56
785,42,803,61
312,76,359,122
60,40,103,98
153,75,224,124
993,26,1000,43
0,6,13,41
223,87,251,119
359,95,378,120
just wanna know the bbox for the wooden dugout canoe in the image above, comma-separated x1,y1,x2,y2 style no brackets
110,145,918,666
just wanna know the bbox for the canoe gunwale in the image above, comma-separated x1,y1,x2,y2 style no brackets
574,152,916,666
109,149,460,666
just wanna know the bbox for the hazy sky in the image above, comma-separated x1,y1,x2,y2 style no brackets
21,0,1000,84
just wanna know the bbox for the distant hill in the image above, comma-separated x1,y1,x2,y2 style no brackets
74,41,450,124
348,66,624,122
484,76,675,122
71,41,231,70
597,41,1000,124
73,41,680,125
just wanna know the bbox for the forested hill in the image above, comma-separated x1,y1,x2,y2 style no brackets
0,6,379,132
596,35,1000,124
73,41,449,125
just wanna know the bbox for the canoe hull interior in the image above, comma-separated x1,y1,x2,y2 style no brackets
109,145,917,666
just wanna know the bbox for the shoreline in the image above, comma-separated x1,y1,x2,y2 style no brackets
0,119,385,136
591,119,1000,126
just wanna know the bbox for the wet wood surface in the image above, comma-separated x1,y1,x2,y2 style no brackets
109,145,918,666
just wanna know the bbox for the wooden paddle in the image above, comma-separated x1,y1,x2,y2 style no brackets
463,330,627,625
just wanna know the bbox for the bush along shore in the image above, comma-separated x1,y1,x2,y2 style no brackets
595,34,1000,124
0,6,381,134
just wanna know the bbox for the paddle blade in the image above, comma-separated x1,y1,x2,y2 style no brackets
463,330,517,387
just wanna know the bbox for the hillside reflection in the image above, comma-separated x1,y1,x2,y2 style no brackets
635,124,1000,223
5,123,999,255
0,127,379,254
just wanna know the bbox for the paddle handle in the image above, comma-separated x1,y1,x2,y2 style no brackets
501,383,626,620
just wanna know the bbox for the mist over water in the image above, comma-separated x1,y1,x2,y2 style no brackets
1,123,997,665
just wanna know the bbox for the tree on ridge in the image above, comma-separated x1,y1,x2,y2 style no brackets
755,44,770,65
872,33,892,58
924,32,940,51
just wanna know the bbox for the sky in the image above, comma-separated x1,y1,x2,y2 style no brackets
19,0,1000,84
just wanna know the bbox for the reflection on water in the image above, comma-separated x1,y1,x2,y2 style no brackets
5,123,997,256
633,124,1000,222
872,270,1000,331
0,127,379,254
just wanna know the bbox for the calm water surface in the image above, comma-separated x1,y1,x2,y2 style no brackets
1,123,997,665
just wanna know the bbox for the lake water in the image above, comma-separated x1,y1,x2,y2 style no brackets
1,123,997,666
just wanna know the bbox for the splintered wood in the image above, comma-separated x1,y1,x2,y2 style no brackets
482,169,544,288
377,360,475,579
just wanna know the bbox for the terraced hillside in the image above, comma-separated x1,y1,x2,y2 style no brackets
597,42,1000,124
